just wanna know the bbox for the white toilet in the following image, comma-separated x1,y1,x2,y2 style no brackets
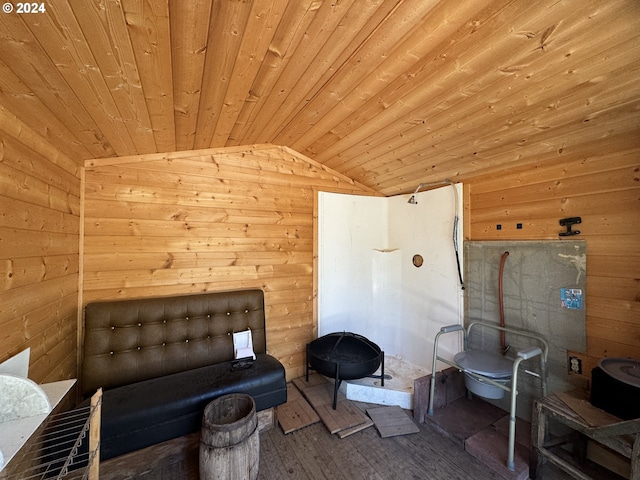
454,349,514,399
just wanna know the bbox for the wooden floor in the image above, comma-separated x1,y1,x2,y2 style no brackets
102,416,498,479
100,401,573,480
258,413,502,480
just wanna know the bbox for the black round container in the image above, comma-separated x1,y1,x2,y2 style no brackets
307,332,382,380
590,357,640,420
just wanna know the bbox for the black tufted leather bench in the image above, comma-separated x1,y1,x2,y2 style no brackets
79,289,287,460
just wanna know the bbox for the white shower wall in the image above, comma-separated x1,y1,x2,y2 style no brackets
318,186,463,372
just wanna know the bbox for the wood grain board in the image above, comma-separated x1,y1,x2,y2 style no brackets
555,391,622,428
366,406,420,438
80,146,374,382
0,0,637,195
291,375,371,435
276,383,320,434
285,375,421,439
335,416,375,439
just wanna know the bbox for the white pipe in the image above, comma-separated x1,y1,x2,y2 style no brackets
407,179,453,201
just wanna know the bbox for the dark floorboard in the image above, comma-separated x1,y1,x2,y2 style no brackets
261,415,505,480
100,401,575,480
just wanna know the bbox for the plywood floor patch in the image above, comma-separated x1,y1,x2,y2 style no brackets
366,405,420,438
336,416,374,438
556,390,621,427
290,375,371,435
276,383,320,434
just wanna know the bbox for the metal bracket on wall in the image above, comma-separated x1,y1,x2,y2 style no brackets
559,217,581,236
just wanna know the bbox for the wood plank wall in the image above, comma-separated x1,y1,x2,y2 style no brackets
0,105,81,383
466,147,640,379
82,145,374,380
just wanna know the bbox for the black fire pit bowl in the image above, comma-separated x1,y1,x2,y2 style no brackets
306,332,384,409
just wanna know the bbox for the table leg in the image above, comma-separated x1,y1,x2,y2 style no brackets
530,400,546,480
632,433,639,480
573,432,588,465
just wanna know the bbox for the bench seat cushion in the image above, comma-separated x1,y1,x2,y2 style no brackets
91,353,286,460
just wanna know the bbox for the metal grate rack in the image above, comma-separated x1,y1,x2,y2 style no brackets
1,389,101,480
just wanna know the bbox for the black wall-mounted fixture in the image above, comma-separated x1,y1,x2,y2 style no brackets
559,217,581,236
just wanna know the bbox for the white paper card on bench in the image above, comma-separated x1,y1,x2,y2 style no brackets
235,347,256,360
233,330,256,360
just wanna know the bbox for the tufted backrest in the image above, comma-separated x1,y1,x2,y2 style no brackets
80,289,267,398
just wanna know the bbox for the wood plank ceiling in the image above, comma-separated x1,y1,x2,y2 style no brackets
0,0,638,196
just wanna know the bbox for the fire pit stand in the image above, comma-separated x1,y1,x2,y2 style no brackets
306,332,385,409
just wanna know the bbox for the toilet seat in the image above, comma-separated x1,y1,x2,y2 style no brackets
454,349,513,378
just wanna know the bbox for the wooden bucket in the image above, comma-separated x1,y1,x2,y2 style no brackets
199,393,259,480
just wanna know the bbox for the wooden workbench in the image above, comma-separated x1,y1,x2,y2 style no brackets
531,390,639,479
